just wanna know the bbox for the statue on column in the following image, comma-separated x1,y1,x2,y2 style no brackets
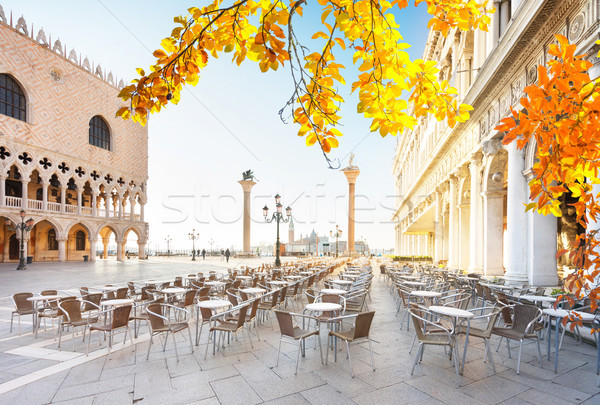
241,170,258,182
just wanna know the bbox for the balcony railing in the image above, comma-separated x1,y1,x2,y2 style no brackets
2,197,142,221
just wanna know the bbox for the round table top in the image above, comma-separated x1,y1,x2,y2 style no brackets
429,305,474,318
543,308,596,321
411,291,441,298
480,283,513,290
197,299,232,309
100,299,134,307
404,281,426,286
269,280,288,285
236,275,252,279
28,295,62,301
240,287,266,295
102,286,120,291
330,280,353,285
519,295,557,302
183,276,198,280
285,275,302,279
320,288,347,295
162,287,187,294
342,274,360,279
145,280,159,285
205,281,225,286
306,302,342,312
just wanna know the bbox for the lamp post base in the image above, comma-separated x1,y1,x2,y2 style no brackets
17,260,26,270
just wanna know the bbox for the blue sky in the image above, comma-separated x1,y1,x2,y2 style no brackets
3,0,430,252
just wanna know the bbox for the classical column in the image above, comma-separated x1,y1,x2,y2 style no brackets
21,180,28,209
139,198,146,222
482,189,506,276
57,237,67,262
102,237,109,259
137,242,146,260
238,179,256,254
505,142,528,285
499,0,511,34
490,0,501,47
342,163,360,254
469,153,483,271
89,238,97,262
0,173,6,207
448,176,459,269
41,181,48,211
105,194,110,219
118,195,123,219
116,238,123,261
434,191,442,263
129,196,136,220
442,211,449,260
91,191,98,217
525,170,558,285
458,200,470,270
76,189,82,215
60,186,67,213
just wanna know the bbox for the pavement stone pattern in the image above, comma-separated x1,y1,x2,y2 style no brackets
0,257,598,404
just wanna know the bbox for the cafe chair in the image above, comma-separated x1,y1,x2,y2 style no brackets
146,303,194,362
274,310,323,375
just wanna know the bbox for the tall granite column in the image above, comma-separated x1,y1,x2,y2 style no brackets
342,159,360,255
238,179,256,255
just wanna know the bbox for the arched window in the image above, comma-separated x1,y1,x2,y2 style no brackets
47,229,58,251
0,74,26,122
75,230,86,251
89,116,111,150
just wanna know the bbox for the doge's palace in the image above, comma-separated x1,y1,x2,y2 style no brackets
0,5,148,262
392,0,600,286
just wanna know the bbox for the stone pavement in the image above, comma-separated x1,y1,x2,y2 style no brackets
0,260,598,404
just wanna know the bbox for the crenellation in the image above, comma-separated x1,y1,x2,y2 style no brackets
0,3,125,90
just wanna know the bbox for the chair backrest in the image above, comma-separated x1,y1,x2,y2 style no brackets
226,289,239,306
197,296,213,319
174,277,183,287
279,286,288,304
275,310,295,338
479,308,501,337
353,311,375,339
270,289,280,307
232,280,241,289
198,287,210,297
58,299,84,324
140,287,152,301
84,293,102,310
305,289,316,304
512,304,541,334
116,288,128,299
79,287,89,297
183,289,196,306
235,304,250,329
127,282,136,295
482,285,495,302
160,282,170,289
321,294,340,304
41,290,59,308
111,305,132,329
146,303,166,330
12,292,33,312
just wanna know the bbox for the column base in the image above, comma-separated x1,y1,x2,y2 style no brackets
528,273,558,287
503,274,528,287
483,267,504,277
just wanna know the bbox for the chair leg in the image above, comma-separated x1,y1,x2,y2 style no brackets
325,333,330,365
276,339,282,367
86,330,92,356
536,338,543,367
9,313,14,333
506,338,512,358
172,331,180,362
346,340,354,378
410,343,423,375
295,341,302,375
147,332,154,360
162,332,169,352
517,340,523,375
496,336,503,352
187,327,194,354
409,333,417,354
454,343,460,387
58,323,63,350
318,334,324,364
204,330,212,360
368,338,375,371
485,338,496,373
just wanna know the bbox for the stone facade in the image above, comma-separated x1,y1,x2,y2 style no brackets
0,6,148,262
392,0,600,285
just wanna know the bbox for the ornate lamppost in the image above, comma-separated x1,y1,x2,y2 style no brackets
208,237,215,255
165,235,172,255
15,210,34,270
189,229,199,261
263,194,291,268
330,225,342,258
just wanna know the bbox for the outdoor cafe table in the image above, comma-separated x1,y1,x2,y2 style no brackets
403,281,426,289
319,288,347,295
330,280,353,289
305,302,343,358
341,274,360,280
27,295,62,337
269,280,289,287
518,295,557,308
480,283,513,291
99,298,135,324
429,305,474,374
240,287,266,297
236,275,252,286
285,275,302,281
195,299,232,345
543,308,596,373
399,275,420,280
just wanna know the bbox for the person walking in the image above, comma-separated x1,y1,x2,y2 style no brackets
225,248,230,263
202,249,206,260
221,249,225,261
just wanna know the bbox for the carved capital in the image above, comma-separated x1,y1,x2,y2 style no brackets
481,139,503,156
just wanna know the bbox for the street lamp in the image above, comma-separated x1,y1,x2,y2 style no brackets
165,235,172,255
330,225,342,258
208,237,215,255
263,194,291,267
15,210,34,270
189,229,199,261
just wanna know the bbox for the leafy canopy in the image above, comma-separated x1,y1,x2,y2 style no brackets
117,0,493,166
497,35,600,318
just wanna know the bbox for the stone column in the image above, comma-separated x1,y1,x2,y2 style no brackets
116,239,123,261
21,180,28,209
469,154,483,271
238,180,256,254
482,189,506,276
499,0,511,34
490,0,501,47
41,181,48,211
89,238,97,262
60,186,67,213
448,176,459,269
458,201,470,270
118,195,123,219
57,237,67,262
102,237,109,259
434,191,443,263
140,198,146,222
505,142,528,285
129,196,136,220
525,170,558,285
442,212,449,260
138,242,147,260
105,194,110,219
91,191,98,217
342,165,360,254
76,189,82,215
0,174,6,207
